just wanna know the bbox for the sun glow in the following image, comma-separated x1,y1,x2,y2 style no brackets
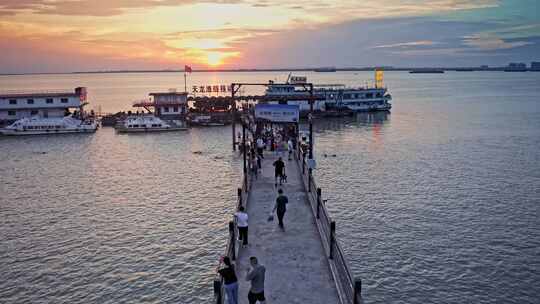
203,51,239,67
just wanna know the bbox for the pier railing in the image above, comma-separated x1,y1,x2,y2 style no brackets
297,145,362,304
213,163,251,304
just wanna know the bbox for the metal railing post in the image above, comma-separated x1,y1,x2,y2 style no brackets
228,221,236,260
354,277,362,304
213,279,223,304
302,151,306,174
308,168,312,192
329,221,335,259
316,188,321,219
237,188,242,209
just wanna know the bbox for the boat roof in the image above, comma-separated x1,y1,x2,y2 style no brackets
149,92,188,96
0,92,79,99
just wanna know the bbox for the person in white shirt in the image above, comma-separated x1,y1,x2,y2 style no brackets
287,139,293,160
235,206,249,246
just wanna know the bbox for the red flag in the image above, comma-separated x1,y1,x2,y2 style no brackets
185,65,192,73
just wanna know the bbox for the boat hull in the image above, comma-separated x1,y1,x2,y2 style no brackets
0,128,97,136
347,104,392,112
115,126,188,133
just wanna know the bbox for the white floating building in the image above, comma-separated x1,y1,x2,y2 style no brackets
0,87,88,125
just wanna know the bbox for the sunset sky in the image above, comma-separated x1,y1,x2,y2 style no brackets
0,0,539,73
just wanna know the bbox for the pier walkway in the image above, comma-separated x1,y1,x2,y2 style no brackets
235,152,339,304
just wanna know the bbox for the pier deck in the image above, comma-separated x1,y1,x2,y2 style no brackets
235,152,339,304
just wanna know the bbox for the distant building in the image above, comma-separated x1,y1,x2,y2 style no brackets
531,62,540,71
508,62,526,68
505,62,527,72
0,87,87,124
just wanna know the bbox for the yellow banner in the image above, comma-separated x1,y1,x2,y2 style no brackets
375,70,384,88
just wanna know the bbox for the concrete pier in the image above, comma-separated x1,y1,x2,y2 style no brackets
235,152,339,304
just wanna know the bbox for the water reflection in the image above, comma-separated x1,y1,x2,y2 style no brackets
308,112,390,134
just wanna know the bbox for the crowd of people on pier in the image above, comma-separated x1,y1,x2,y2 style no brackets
217,123,305,304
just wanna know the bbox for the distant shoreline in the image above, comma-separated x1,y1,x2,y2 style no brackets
1,67,538,76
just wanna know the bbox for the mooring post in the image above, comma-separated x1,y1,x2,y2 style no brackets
354,277,362,304
329,221,336,259
228,221,236,260
316,188,321,219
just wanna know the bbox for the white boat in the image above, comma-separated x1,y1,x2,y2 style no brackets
115,115,187,133
264,72,392,113
0,116,98,135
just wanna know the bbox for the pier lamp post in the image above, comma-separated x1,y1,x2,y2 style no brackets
242,120,247,179
308,84,314,192
308,84,314,160
231,83,236,151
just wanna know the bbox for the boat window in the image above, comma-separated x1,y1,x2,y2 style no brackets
366,93,373,98
27,99,34,104
132,124,139,127
61,98,68,103
9,99,17,105
164,107,169,112
46,98,53,104
343,94,351,99
173,106,179,112
376,92,382,98
31,110,38,115
27,126,33,129
8,110,16,116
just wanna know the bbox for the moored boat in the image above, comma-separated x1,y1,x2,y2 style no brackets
1,116,97,135
115,115,187,132
264,71,392,114
115,90,189,133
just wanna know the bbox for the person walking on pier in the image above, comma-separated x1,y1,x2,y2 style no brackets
235,206,249,247
256,137,265,159
287,138,293,161
217,256,238,304
246,256,266,304
250,154,258,179
273,157,285,187
272,188,289,230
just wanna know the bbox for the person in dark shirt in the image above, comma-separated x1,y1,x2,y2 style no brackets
273,157,285,187
217,256,238,304
246,256,266,304
272,188,289,230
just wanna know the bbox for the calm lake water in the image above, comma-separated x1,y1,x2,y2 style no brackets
1,71,539,303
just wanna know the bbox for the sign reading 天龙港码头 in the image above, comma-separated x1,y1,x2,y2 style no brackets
254,104,299,123
192,84,232,95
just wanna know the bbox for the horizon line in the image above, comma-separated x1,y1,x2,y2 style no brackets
1,65,536,76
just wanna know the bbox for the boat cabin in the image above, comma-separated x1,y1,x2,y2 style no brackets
150,91,188,120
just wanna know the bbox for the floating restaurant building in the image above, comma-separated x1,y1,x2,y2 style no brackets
0,87,88,125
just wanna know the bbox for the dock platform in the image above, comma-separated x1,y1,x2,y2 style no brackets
235,152,339,303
